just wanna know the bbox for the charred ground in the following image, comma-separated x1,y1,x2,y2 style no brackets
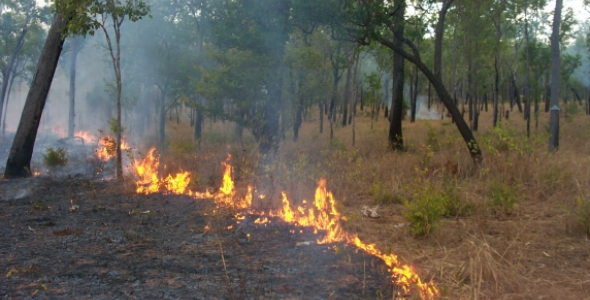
0,176,399,300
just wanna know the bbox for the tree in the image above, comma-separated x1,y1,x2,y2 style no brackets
548,0,563,151
67,36,85,138
4,0,148,178
92,0,149,179
0,0,36,138
4,12,71,178
388,0,405,151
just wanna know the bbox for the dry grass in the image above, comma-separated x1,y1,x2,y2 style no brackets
155,106,590,299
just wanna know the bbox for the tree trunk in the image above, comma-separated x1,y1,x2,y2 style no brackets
410,65,418,122
2,61,20,138
376,39,483,164
68,38,78,138
259,64,282,155
4,13,70,178
524,6,532,138
548,0,562,151
388,0,405,151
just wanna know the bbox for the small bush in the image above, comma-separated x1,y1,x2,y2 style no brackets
442,179,473,217
576,197,590,236
43,147,69,167
403,182,448,236
488,181,518,215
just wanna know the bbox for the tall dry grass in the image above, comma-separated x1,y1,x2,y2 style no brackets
156,105,590,299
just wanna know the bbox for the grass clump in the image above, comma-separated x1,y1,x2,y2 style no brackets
403,181,448,236
488,181,519,215
368,182,401,205
576,197,590,236
43,147,69,167
425,122,440,152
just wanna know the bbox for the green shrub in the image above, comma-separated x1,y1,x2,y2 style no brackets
442,179,473,217
576,197,590,236
43,147,69,167
403,182,448,236
488,181,518,214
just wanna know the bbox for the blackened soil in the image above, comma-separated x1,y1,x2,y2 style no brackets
0,176,399,300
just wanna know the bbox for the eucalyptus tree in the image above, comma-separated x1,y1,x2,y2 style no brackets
91,0,149,178
4,0,149,178
548,0,563,151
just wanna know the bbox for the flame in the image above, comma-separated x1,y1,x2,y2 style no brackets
96,135,131,161
131,150,439,299
74,131,97,144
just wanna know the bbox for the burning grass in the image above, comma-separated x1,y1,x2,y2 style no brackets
154,106,590,299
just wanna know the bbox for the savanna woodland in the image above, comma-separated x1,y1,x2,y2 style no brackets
1,0,590,299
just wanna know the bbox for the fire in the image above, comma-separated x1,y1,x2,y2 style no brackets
96,135,131,161
133,147,190,195
74,131,97,144
131,149,439,299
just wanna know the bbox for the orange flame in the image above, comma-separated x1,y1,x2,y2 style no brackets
131,150,439,299
97,135,131,162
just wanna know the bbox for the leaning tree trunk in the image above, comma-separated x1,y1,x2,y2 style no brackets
4,14,70,178
548,0,562,151
376,38,483,164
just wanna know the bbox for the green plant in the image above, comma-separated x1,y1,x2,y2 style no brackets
369,182,401,205
425,122,440,151
488,181,519,214
576,197,590,236
43,147,69,167
403,182,448,236
442,179,473,217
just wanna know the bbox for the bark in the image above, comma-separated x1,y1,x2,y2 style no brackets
68,38,79,138
319,101,324,133
548,0,562,151
341,52,354,127
4,14,70,178
410,65,418,122
388,0,405,151
434,0,455,81
259,64,282,155
524,6,532,137
194,106,204,143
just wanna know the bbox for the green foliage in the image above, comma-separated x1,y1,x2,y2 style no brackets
369,182,401,205
403,181,448,236
488,181,519,214
576,197,590,236
108,117,123,135
425,122,440,152
482,125,526,156
566,101,580,118
442,179,473,218
42,147,69,167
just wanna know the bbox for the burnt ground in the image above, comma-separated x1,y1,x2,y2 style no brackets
0,176,401,300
